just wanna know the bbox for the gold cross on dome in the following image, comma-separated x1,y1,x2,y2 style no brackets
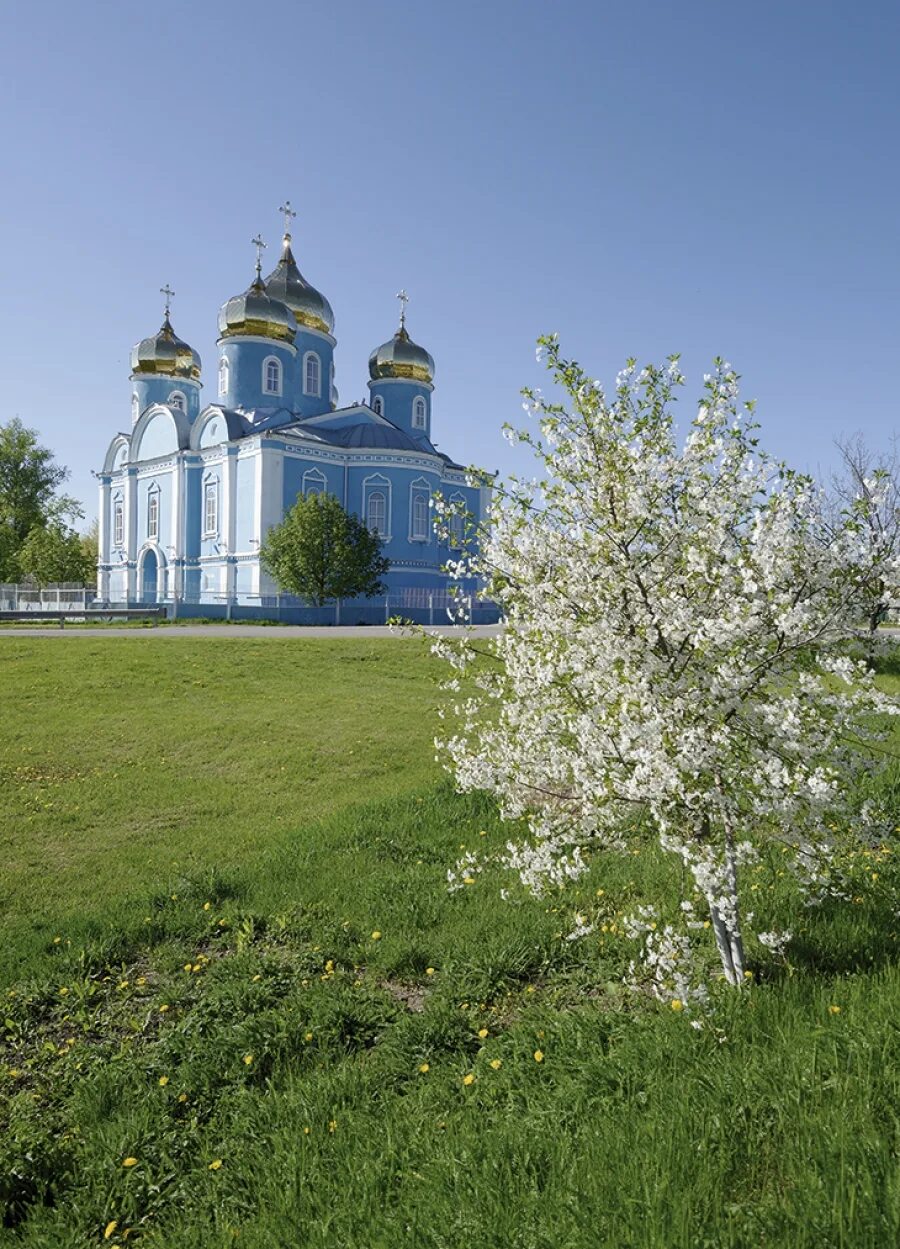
279,200,296,237
396,288,409,329
160,284,174,317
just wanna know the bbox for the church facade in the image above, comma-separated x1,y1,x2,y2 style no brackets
97,209,487,608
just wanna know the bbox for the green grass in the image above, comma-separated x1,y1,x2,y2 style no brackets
0,639,898,1247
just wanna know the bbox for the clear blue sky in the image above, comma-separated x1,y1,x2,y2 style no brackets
1,0,897,521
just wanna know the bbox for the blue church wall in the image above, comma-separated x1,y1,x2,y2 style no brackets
132,412,181,461
198,463,223,559
368,379,432,441
218,338,297,411
132,377,201,424
289,329,335,417
183,461,203,558
281,455,343,511
134,469,175,554
234,454,258,551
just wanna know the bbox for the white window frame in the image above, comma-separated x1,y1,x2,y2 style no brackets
372,395,384,416
303,351,321,397
409,476,431,542
412,396,426,429
218,356,229,398
131,392,139,425
262,355,282,397
113,496,124,548
203,477,219,536
303,468,327,497
363,473,391,540
147,485,160,540
168,390,187,412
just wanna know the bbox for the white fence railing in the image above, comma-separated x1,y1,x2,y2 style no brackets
0,584,97,611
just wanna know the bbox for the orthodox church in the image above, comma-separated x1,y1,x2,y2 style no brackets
97,204,486,607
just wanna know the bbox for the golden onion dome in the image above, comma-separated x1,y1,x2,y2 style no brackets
369,323,435,384
264,234,334,335
130,315,201,380
217,273,297,344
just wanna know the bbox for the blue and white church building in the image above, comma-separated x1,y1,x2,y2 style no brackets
97,207,487,610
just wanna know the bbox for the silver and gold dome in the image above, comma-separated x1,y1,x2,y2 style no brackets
130,315,201,380
264,234,334,336
218,274,297,344
369,323,435,384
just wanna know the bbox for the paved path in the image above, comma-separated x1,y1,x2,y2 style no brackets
0,624,502,639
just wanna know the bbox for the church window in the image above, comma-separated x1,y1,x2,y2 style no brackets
263,357,282,396
113,501,124,548
304,352,321,397
303,468,327,497
132,392,139,425
411,492,429,540
218,356,229,397
169,390,186,412
147,489,159,540
372,396,384,416
367,491,387,536
204,480,218,535
413,397,426,429
449,492,466,548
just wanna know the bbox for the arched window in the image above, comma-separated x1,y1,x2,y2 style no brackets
113,498,124,548
218,356,229,398
412,397,426,429
372,395,384,416
367,491,386,535
449,494,466,547
303,352,321,397
303,468,327,497
411,492,429,540
147,486,160,540
204,478,218,535
263,357,282,396
168,390,186,412
131,393,139,425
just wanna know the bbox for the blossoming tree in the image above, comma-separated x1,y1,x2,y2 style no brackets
437,339,898,993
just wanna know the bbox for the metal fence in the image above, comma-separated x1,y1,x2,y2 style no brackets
0,583,97,611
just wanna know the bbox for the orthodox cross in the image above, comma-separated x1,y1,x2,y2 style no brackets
160,284,175,318
279,200,296,237
396,288,409,330
251,234,267,279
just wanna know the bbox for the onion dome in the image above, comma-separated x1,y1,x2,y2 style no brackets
369,292,434,384
130,314,201,380
264,233,334,335
218,240,297,344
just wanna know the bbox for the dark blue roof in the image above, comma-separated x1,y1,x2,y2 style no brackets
321,423,423,451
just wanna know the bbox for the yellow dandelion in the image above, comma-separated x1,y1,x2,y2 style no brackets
670,999,684,1012
525,986,535,994
136,977,146,986
243,1054,254,1066
303,1126,311,1135
304,1031,313,1042
158,1004,169,1014
478,1027,489,1039
177,1092,188,1103
829,1005,841,1015
158,1075,169,1086
490,1058,502,1070
328,1120,337,1133
425,967,436,976
203,902,211,911
534,1050,544,1063
117,981,128,990
208,1159,223,1170
192,964,202,973
104,1220,118,1239
371,930,382,940
252,974,262,982
462,1072,475,1086
53,936,62,945
419,1062,430,1074
122,1157,138,1168
184,963,193,972
58,987,68,996
463,876,475,886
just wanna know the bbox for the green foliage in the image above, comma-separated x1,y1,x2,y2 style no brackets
0,640,898,1246
0,418,77,580
16,521,95,586
261,493,390,605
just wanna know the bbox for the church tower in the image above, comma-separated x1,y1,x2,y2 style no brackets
216,236,298,411
367,291,435,443
263,201,337,416
129,286,202,425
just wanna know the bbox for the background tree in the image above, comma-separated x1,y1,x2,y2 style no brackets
0,418,78,580
436,340,898,996
16,521,95,587
261,493,390,606
80,517,99,572
825,432,899,657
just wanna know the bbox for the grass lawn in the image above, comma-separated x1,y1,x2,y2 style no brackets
1,638,898,1248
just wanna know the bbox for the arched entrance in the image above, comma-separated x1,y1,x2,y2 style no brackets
140,548,159,603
